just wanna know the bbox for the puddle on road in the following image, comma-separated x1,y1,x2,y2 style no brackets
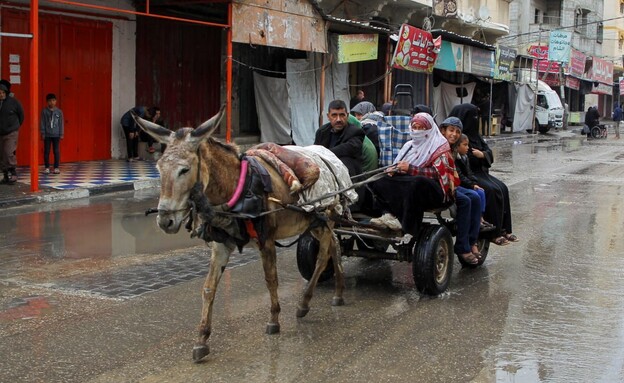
0,194,198,274
0,296,56,321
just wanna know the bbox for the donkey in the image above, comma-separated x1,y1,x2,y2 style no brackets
133,107,346,362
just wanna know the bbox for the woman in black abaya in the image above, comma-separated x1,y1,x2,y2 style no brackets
448,103,518,245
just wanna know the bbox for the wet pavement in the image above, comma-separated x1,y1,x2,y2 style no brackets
1,129,624,382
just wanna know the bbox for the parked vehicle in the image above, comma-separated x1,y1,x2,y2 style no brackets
533,80,564,133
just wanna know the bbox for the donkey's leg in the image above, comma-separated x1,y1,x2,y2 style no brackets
193,241,234,363
296,227,333,318
260,240,281,334
329,233,345,307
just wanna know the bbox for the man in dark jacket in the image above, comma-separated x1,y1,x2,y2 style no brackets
0,80,24,184
121,106,151,161
314,99,364,176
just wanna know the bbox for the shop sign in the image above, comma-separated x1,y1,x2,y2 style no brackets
528,45,560,73
467,46,494,77
337,34,379,64
588,57,613,84
620,77,624,96
548,30,572,63
391,24,441,73
494,45,516,81
567,49,586,78
565,76,580,90
592,82,612,95
435,40,463,72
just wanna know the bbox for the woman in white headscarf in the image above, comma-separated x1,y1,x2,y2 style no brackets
369,113,456,235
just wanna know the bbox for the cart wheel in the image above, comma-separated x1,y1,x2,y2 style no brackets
296,232,334,282
412,225,453,295
457,237,490,268
591,126,601,139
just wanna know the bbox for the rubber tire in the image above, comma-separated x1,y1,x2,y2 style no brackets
591,126,601,139
412,225,453,295
457,237,490,268
296,232,334,283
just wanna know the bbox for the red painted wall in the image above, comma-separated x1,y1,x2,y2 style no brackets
136,17,222,131
1,8,112,165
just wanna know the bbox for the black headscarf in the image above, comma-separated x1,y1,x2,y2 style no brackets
448,103,484,150
448,103,492,171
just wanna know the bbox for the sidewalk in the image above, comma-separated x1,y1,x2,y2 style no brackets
0,159,161,209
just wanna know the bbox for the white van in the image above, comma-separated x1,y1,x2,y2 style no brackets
534,80,564,133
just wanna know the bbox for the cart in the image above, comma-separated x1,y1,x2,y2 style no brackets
296,205,491,296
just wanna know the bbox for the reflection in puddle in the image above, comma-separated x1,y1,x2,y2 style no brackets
0,194,198,265
0,296,55,321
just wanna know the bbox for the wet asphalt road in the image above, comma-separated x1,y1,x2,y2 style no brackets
1,131,623,382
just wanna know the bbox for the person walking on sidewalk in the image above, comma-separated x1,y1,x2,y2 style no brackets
40,93,64,174
612,103,622,139
0,80,24,185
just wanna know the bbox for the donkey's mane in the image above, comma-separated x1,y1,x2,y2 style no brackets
205,136,240,157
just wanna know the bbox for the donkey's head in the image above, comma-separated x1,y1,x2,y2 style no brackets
133,106,225,234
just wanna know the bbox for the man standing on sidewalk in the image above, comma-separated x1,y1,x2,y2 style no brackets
0,80,24,184
613,103,622,139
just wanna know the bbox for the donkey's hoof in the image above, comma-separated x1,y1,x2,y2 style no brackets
192,345,210,363
266,322,280,334
331,296,345,306
296,306,310,318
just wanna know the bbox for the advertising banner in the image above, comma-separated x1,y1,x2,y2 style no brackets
494,45,516,81
435,40,463,72
548,30,572,63
528,45,560,73
337,34,379,64
620,77,624,96
468,46,495,77
588,56,613,84
391,24,441,73
565,76,580,90
567,49,586,78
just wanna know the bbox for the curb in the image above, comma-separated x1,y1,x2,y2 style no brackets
0,178,161,209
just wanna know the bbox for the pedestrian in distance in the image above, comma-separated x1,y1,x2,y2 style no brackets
40,93,64,174
0,79,25,185
612,103,622,139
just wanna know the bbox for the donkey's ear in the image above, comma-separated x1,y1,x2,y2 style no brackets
191,104,226,139
132,112,173,144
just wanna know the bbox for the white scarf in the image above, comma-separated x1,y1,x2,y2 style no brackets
394,113,448,167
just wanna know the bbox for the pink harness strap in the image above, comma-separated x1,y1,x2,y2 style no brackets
227,159,248,208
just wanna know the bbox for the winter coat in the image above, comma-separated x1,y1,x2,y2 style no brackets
314,121,364,176
40,107,64,138
0,96,25,136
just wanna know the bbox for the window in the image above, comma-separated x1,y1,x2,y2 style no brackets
575,8,589,35
619,37,624,50
534,9,541,24
621,2,624,14
597,22,603,43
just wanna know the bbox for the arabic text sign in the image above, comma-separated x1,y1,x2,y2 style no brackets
589,56,613,84
567,48,586,78
528,45,560,73
337,34,379,64
391,24,441,73
494,46,516,81
548,30,572,63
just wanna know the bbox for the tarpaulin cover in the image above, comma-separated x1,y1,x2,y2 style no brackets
253,72,292,144
432,81,476,125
